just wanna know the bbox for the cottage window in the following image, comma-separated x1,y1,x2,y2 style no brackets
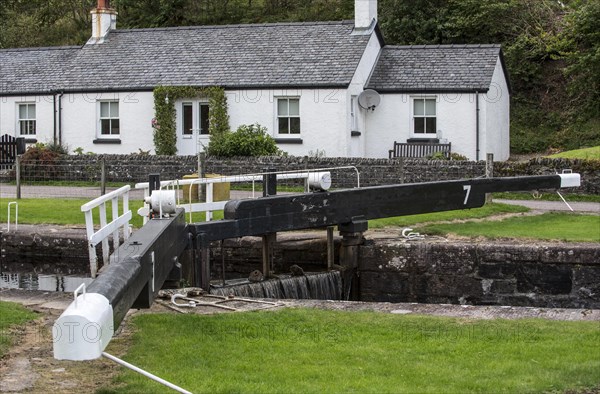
18,103,36,135
413,98,436,135
181,102,209,136
277,98,300,134
99,101,120,135
182,103,193,135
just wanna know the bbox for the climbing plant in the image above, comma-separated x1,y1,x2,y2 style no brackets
152,86,230,155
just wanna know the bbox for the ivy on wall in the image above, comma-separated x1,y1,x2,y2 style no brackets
152,86,230,155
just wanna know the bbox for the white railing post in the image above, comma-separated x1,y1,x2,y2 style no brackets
84,209,98,278
81,185,133,278
7,201,18,232
206,183,214,221
99,202,109,267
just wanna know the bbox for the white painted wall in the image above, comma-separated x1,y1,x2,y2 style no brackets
483,58,510,161
0,95,55,146
226,88,348,157
365,93,481,159
347,32,383,157
1,92,155,154
60,92,155,154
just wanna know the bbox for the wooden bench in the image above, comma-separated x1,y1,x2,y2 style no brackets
388,141,451,159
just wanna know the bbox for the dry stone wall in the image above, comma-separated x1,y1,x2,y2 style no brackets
22,154,600,194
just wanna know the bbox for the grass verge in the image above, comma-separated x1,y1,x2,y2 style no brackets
99,309,600,394
0,198,146,228
0,199,223,228
547,146,600,160
0,301,37,358
368,203,529,229
422,212,600,243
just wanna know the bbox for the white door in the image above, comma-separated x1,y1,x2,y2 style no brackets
177,102,210,155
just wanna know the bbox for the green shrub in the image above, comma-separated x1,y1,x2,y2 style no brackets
450,152,468,160
428,151,468,161
206,123,283,157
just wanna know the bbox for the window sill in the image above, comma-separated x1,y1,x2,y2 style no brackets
351,131,361,137
274,138,303,144
93,138,121,144
407,137,439,143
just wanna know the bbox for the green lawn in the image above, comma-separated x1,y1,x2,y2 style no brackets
0,198,147,228
100,309,600,394
2,199,597,242
547,146,600,160
1,199,523,230
422,212,600,243
0,198,223,228
369,203,529,229
0,301,37,358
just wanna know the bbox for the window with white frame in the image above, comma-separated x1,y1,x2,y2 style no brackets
99,101,120,136
18,103,36,135
413,98,436,135
277,98,300,135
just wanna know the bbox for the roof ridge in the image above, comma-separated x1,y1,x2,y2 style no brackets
384,44,501,50
111,20,353,34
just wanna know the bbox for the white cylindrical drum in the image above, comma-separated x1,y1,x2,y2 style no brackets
308,171,332,191
144,190,177,214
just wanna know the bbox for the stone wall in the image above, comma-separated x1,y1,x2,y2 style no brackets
0,225,91,275
359,239,600,309
3,226,598,308
13,154,599,194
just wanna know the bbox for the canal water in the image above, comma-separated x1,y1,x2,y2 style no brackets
0,272,93,292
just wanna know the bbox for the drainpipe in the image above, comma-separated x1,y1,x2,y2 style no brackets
475,91,480,161
58,91,64,146
53,94,57,145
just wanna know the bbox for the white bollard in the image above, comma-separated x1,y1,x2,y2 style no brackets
53,284,114,361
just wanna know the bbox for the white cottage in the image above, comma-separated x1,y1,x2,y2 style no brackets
0,0,510,160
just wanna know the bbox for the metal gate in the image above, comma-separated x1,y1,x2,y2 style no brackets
0,134,26,169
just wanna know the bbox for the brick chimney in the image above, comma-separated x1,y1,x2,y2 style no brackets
355,0,377,30
89,0,117,44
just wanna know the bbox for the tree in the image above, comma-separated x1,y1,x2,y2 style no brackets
562,1,600,118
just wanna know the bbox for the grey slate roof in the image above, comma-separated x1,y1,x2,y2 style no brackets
0,21,371,95
366,44,508,93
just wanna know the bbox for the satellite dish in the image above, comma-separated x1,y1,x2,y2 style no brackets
358,89,381,111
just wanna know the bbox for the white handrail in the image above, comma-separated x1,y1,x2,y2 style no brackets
135,167,360,224
81,185,132,278
134,166,360,189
